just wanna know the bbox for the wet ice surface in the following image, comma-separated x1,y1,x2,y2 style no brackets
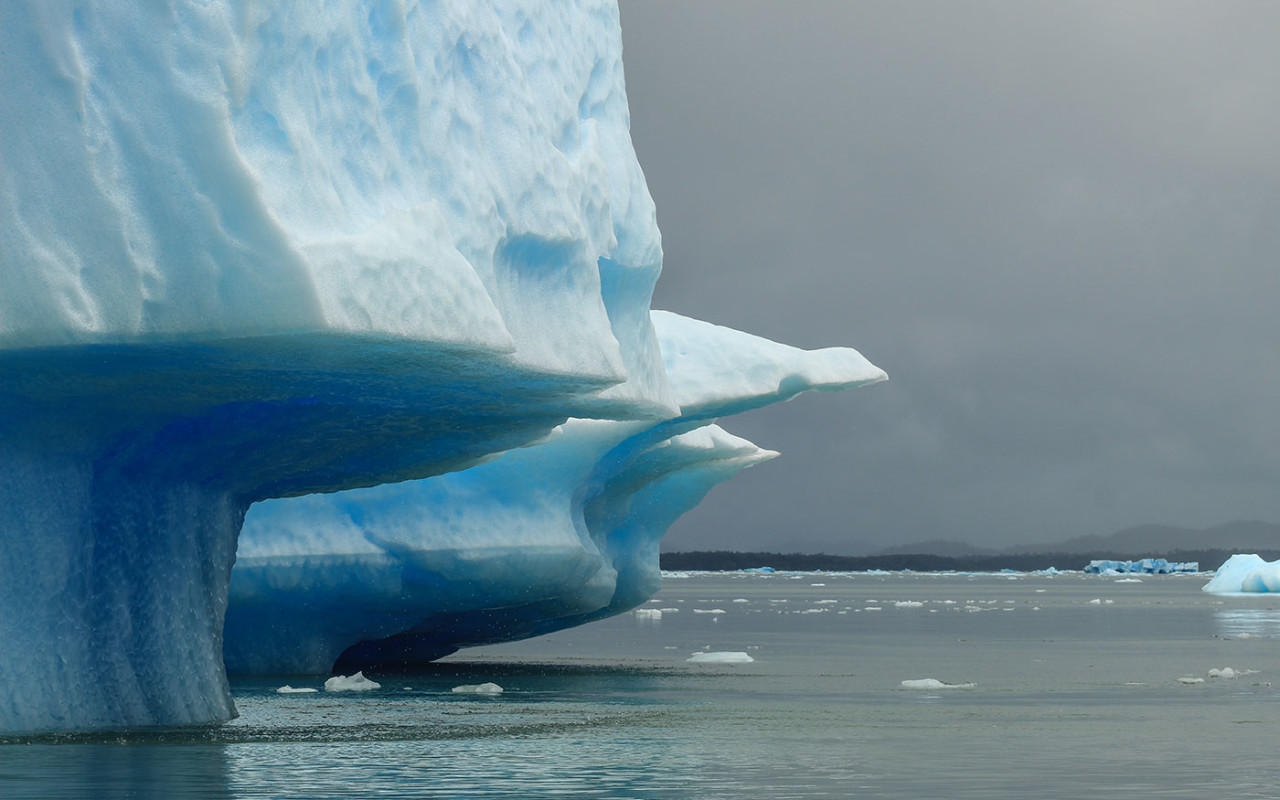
6,572,1280,798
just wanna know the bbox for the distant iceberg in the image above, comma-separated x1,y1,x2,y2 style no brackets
1084,559,1198,575
0,1,882,734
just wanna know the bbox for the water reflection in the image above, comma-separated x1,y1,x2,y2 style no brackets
1214,607,1280,639
0,742,230,800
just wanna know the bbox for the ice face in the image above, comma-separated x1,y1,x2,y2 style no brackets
0,2,882,733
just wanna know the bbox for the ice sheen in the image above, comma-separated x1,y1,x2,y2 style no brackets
0,1,883,734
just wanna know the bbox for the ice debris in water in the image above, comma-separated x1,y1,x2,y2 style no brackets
687,652,754,663
275,686,318,694
634,609,663,620
324,672,381,692
900,679,976,690
451,683,504,695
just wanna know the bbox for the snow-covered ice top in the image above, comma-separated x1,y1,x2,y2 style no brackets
0,0,669,408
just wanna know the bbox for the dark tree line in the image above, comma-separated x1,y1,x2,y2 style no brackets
658,549,1276,573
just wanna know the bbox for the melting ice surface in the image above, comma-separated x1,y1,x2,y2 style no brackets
0,1,883,734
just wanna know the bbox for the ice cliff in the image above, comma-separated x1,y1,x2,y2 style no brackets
0,1,883,734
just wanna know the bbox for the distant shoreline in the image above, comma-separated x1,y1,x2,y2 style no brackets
659,549,1280,573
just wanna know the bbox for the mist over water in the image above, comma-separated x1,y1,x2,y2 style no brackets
5,571,1280,798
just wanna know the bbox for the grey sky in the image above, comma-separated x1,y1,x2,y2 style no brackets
618,1,1280,553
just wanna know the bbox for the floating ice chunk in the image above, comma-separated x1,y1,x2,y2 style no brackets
693,609,726,615
633,609,663,619
900,679,975,690
452,683,504,694
1203,554,1280,594
732,599,750,603
275,686,318,694
1114,578,1143,584
894,601,924,608
1207,668,1237,679
324,672,381,692
1177,677,1205,685
687,652,754,663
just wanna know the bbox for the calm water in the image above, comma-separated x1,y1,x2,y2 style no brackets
5,571,1280,798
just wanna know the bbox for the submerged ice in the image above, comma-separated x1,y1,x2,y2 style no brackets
0,1,883,733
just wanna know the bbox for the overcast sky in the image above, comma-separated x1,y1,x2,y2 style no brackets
617,0,1280,554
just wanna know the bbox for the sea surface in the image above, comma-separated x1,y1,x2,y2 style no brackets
5,571,1280,799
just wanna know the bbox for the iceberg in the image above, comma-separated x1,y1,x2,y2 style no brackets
0,2,882,733
1202,554,1280,593
1084,559,1199,575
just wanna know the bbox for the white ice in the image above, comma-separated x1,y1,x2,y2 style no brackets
900,679,976,690
1203,554,1280,594
451,683,504,695
324,672,381,692
687,652,754,663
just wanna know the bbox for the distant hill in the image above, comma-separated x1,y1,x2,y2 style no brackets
660,520,1280,573
873,539,996,558
1014,520,1280,556
856,520,1280,559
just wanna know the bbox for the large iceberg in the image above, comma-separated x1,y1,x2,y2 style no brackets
0,1,882,733
1202,554,1280,593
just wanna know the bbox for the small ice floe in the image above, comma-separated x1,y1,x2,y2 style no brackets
659,608,680,613
815,599,839,605
811,583,826,587
1177,676,1205,685
693,608,726,615
800,608,828,614
1115,578,1143,584
900,678,975,690
324,672,381,692
275,685,318,694
864,606,883,611
451,682,504,694
633,608,663,619
894,601,923,608
687,651,754,663
1207,667,1237,679
1088,598,1114,605
732,598,750,603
